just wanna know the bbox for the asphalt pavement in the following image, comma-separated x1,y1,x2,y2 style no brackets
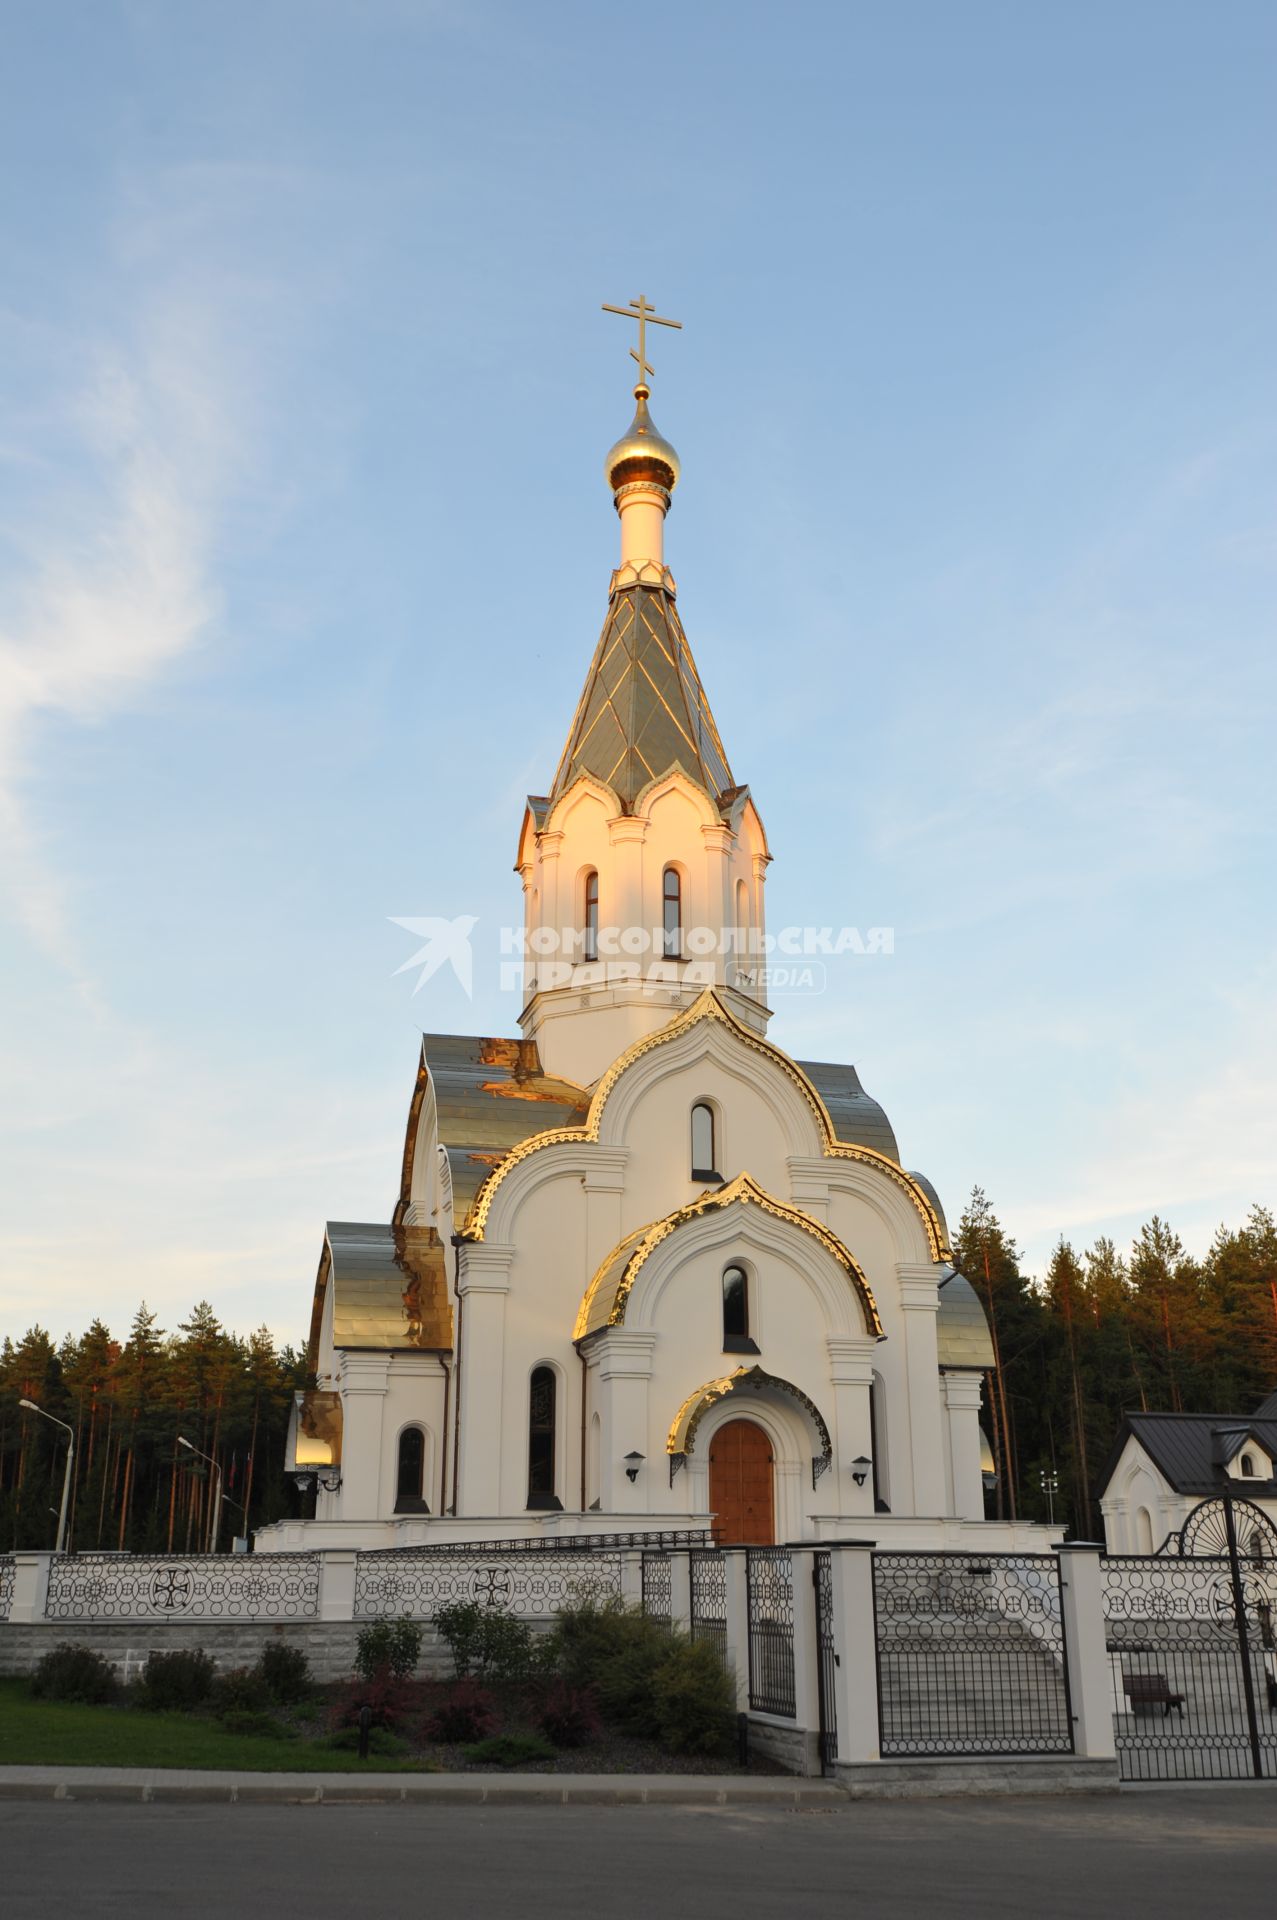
2,1787,1275,1918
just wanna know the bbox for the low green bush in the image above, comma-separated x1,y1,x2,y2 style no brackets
137,1648,215,1711
31,1643,116,1705
650,1638,735,1756
354,1618,422,1682
462,1732,556,1768
433,1600,537,1683
210,1666,273,1720
258,1641,311,1703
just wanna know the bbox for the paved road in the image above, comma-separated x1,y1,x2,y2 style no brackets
3,1790,1275,1918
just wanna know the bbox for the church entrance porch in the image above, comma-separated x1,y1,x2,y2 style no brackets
709,1417,774,1544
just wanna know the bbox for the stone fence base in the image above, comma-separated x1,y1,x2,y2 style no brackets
0,1620,449,1684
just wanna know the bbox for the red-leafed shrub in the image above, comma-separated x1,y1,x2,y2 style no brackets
423,1676,499,1744
536,1678,602,1749
330,1665,420,1732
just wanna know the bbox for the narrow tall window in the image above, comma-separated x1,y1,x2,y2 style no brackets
583,870,599,962
395,1427,428,1513
691,1101,718,1181
527,1366,561,1509
663,866,682,958
722,1265,755,1352
1241,1453,1256,1478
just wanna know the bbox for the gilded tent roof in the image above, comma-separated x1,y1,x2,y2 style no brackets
798,1059,899,1162
396,1034,590,1235
307,1221,453,1368
936,1268,996,1369
550,583,733,810
574,1171,883,1341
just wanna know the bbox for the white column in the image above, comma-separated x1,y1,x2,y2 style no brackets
336,1352,391,1518
827,1540,881,1765
722,1548,751,1711
454,1242,513,1514
669,1550,693,1634
6,1551,52,1624
788,1545,823,1761
1057,1543,1117,1760
318,1549,357,1622
619,1547,644,1608
896,1263,946,1514
825,1335,879,1518
593,1329,656,1511
942,1369,986,1521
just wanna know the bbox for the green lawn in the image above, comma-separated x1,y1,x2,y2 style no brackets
0,1680,429,1772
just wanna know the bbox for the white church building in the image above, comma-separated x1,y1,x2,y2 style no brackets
265,316,1053,1558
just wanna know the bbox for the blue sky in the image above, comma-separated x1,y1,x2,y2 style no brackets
2,0,1274,1346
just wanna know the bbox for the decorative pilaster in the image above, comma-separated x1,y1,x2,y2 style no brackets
942,1369,986,1520
454,1242,514,1515
896,1263,946,1514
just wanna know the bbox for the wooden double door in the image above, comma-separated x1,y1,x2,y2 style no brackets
708,1417,775,1545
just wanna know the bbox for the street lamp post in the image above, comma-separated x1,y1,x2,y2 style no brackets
19,1399,74,1554
178,1436,224,1554
1039,1468,1060,1527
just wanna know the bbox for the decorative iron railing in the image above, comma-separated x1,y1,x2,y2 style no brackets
0,1555,15,1622
746,1547,796,1718
1102,1553,1277,1782
689,1548,728,1666
43,1553,320,1622
872,1550,1072,1757
641,1552,672,1626
353,1547,623,1619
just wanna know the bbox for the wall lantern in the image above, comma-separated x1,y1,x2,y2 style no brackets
624,1452,645,1483
851,1456,872,1487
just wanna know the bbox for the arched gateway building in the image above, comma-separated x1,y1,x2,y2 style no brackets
262,317,1052,1557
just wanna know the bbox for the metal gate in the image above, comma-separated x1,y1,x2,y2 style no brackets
813,1549,838,1775
1102,1551,1277,1781
746,1547,796,1717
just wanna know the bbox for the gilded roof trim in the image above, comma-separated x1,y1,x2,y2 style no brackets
463,989,948,1259
573,1171,883,1341
666,1364,834,1460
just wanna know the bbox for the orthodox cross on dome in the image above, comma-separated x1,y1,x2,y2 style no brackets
601,293,682,389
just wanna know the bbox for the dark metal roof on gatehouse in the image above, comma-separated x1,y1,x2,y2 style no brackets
550,583,733,810
796,1059,900,1162
1102,1410,1277,1496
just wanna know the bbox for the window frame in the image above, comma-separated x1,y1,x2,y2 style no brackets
690,1100,720,1184
721,1262,760,1355
582,870,599,963
526,1363,563,1511
393,1424,430,1515
662,865,682,959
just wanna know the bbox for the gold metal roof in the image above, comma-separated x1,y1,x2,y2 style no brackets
549,583,733,811
395,1034,591,1236
667,1365,833,1460
286,1390,343,1470
605,386,681,493
307,1221,453,1368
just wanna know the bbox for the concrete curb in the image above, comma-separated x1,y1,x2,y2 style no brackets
0,1766,850,1807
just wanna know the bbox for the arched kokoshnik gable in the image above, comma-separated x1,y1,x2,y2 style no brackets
573,1170,884,1340
666,1365,834,1490
458,989,950,1259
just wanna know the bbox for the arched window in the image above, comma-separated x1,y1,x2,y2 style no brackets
662,866,682,958
1135,1506,1154,1554
691,1101,719,1182
722,1265,758,1353
582,871,599,963
1240,1452,1256,1478
527,1366,562,1510
394,1427,429,1514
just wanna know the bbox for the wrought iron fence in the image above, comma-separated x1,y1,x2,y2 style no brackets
813,1549,838,1772
689,1548,728,1667
354,1547,623,1619
642,1552,672,1626
872,1551,1073,1757
1102,1554,1277,1781
746,1547,795,1718
0,1555,14,1622
43,1553,320,1621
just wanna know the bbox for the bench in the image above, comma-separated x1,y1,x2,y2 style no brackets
1122,1672,1185,1717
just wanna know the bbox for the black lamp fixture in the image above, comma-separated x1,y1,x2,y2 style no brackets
851,1456,872,1487
624,1451,645,1483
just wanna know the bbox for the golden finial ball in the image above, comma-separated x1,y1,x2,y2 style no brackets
605,387,681,494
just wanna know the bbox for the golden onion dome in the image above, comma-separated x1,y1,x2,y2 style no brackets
605,386,680,494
